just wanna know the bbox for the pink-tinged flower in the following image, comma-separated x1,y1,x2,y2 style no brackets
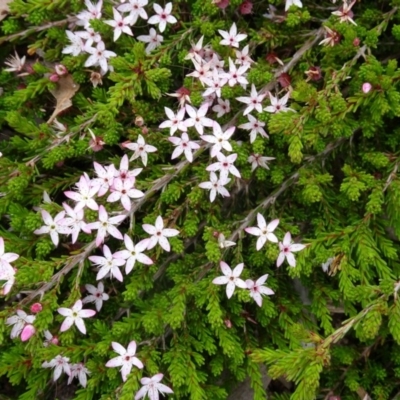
21,324,36,342
89,129,105,152
168,132,200,162
34,210,70,247
277,232,306,267
135,373,173,400
86,205,126,247
202,68,228,98
186,59,213,86
43,330,59,347
0,237,19,270
332,0,356,25
64,174,99,212
202,123,235,157
221,58,249,87
77,0,103,27
167,86,192,109
319,26,341,47
55,64,68,76
148,2,177,33
264,92,295,113
105,8,134,42
236,84,265,115
85,41,117,74
114,154,142,184
184,104,214,136
93,162,116,197
212,98,230,118
58,299,96,334
218,23,247,48
68,363,90,387
75,27,102,46
42,355,71,381
6,310,36,339
107,178,144,211
238,114,268,143
202,92,217,108
159,107,187,136
246,274,274,307
82,282,109,311
199,172,230,203
206,152,241,180
105,341,144,382
362,82,372,93
0,266,16,295
185,36,205,62
114,235,153,274
245,214,279,250
89,244,126,282
30,303,42,313
62,31,86,56
235,45,254,67
4,52,26,73
118,0,148,25
142,216,179,252
212,261,247,299
122,135,157,166
137,28,163,53
58,203,92,244
248,154,275,172
285,0,303,11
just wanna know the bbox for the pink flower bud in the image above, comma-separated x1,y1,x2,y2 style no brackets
30,303,42,313
49,73,60,82
239,0,253,14
214,0,229,9
21,324,36,342
50,336,59,345
224,319,232,328
89,136,105,152
353,37,360,46
141,126,149,135
55,64,68,76
362,82,372,93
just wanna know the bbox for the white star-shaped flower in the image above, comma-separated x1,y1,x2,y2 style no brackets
202,122,235,158
64,173,99,211
107,177,144,211
218,22,247,48
42,355,71,382
277,232,306,267
89,244,126,282
85,41,117,74
34,210,71,247
264,92,295,113
236,84,265,115
246,274,274,307
206,152,241,180
248,154,275,172
285,0,303,11
142,216,179,252
82,282,109,311
159,107,187,135
122,134,157,166
58,203,91,244
221,57,249,87
114,234,153,274
199,172,230,203
117,0,148,25
68,363,90,388
106,341,144,382
238,114,268,143
105,8,134,42
212,98,230,118
168,132,200,162
148,2,177,32
58,300,96,334
245,213,279,250
137,28,163,53
184,104,214,136
212,261,247,299
135,373,173,400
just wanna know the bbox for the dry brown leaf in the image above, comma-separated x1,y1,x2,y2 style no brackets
47,74,80,124
0,0,12,22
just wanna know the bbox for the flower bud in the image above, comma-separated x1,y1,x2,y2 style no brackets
141,126,149,135
50,336,60,345
353,37,360,46
30,303,42,313
213,0,229,9
135,116,144,127
49,73,60,82
55,64,68,76
21,324,36,342
362,82,372,93
224,319,232,328
239,0,253,15
278,72,291,88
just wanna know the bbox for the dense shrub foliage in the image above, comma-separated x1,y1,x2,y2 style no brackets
1,0,400,399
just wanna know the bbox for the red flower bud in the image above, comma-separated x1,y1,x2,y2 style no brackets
239,0,253,15
278,72,291,88
30,303,42,313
